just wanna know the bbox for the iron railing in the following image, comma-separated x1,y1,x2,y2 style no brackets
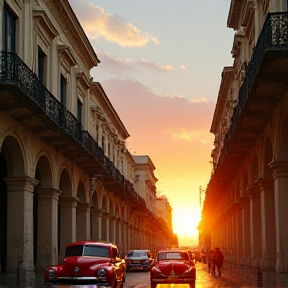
217,12,288,172
0,50,146,209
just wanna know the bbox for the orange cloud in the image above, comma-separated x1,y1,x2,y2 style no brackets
69,0,159,47
98,78,215,143
170,129,214,144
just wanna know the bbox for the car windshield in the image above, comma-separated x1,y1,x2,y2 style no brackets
157,252,189,261
127,251,148,257
65,245,110,258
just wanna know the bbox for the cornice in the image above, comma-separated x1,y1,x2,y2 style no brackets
42,0,100,69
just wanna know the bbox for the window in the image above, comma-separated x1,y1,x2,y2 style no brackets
60,74,67,105
3,6,16,52
37,47,46,84
77,98,82,124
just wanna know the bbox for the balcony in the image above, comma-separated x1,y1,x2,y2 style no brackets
207,12,288,200
0,51,145,210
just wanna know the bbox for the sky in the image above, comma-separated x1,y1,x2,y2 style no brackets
69,0,235,246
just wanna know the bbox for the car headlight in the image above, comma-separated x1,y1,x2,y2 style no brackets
48,269,55,278
97,268,107,277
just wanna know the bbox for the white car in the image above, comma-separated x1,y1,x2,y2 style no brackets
124,249,154,272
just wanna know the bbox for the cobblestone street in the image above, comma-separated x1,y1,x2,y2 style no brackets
1,262,288,288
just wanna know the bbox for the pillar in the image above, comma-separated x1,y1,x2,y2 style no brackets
270,161,288,272
36,187,61,272
242,194,251,266
257,178,276,270
59,196,78,261
5,177,39,275
76,202,91,241
248,186,262,269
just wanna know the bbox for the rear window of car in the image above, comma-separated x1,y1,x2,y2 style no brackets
83,246,110,257
127,251,148,257
65,245,84,257
157,252,189,261
65,245,110,258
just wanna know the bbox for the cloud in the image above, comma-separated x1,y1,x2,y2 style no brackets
69,0,159,47
170,129,214,144
98,78,215,146
137,59,173,72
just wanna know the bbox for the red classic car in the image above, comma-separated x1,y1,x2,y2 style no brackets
44,241,126,288
150,249,196,288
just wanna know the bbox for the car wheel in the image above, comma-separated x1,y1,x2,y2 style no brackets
112,276,117,288
151,282,157,288
122,272,126,283
189,281,196,288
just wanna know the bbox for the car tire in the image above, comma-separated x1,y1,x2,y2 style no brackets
122,272,126,283
112,276,117,288
151,282,157,288
189,281,196,288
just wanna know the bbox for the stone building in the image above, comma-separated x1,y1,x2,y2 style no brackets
0,0,175,275
200,0,288,273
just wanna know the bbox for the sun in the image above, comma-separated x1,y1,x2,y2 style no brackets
172,207,201,237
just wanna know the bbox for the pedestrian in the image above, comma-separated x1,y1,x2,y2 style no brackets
212,247,224,276
207,249,214,273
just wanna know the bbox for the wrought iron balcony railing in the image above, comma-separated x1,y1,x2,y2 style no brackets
0,50,146,210
216,12,288,172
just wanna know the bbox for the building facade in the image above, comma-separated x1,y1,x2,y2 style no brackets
0,0,175,276
200,0,288,273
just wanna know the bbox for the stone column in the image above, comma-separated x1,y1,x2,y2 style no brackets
257,178,276,270
76,202,90,241
235,198,244,266
5,177,39,275
270,161,288,272
242,194,251,266
91,209,102,241
59,197,78,261
36,187,61,272
248,186,262,269
101,212,108,241
109,215,116,243
115,217,120,246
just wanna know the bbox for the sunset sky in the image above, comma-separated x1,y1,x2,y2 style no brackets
69,0,234,246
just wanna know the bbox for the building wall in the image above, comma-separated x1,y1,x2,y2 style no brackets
201,0,288,273
0,0,174,276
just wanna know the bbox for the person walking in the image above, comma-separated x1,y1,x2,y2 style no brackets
212,247,224,276
207,249,214,273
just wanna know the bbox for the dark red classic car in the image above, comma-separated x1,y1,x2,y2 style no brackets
44,241,126,287
150,249,196,288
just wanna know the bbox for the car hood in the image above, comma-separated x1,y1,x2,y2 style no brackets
155,261,191,276
62,256,110,274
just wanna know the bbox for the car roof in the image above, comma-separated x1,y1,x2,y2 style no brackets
66,241,114,248
128,249,150,252
158,249,188,254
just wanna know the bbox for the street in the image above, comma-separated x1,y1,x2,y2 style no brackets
1,262,288,288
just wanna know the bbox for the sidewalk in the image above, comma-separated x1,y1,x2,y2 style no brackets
0,272,44,288
197,261,288,287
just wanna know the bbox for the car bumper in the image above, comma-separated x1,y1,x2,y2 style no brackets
151,276,195,284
